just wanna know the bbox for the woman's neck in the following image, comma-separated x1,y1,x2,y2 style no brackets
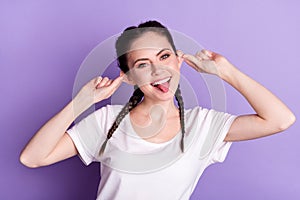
129,98,180,142
136,98,179,118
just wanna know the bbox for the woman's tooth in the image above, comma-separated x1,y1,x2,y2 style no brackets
152,77,171,86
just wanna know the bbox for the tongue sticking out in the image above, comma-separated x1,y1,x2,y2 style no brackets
155,82,169,93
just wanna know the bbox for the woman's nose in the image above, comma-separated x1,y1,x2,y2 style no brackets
151,64,163,76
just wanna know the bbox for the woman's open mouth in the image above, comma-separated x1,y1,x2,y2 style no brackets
150,77,171,93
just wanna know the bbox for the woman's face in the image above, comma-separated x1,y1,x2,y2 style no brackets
125,31,183,102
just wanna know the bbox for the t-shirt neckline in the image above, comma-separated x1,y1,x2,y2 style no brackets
125,112,181,146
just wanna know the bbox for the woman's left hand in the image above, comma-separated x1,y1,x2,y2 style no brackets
181,49,231,77
181,50,295,142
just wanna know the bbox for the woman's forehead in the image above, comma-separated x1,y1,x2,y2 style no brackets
127,47,171,57
129,32,172,52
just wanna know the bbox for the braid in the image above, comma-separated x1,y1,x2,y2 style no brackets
99,87,144,155
175,85,185,153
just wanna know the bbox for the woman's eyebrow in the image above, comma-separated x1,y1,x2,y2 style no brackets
133,48,172,66
133,58,150,66
156,48,171,56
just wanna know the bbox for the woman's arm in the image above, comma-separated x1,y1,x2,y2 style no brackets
182,50,296,141
20,76,123,168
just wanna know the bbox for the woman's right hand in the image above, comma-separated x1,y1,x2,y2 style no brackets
93,75,124,103
74,75,124,113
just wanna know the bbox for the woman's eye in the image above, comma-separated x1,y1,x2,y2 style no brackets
137,63,148,68
160,54,170,60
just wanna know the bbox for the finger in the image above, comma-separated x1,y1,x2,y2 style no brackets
183,54,203,72
98,77,109,88
205,49,220,60
183,58,197,69
104,79,113,87
176,50,184,58
196,51,209,60
202,49,213,58
183,54,202,67
185,59,204,73
109,75,124,90
94,76,103,85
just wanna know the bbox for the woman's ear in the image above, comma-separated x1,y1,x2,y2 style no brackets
120,71,135,85
176,50,184,68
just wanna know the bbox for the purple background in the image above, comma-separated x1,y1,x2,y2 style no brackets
1,0,299,199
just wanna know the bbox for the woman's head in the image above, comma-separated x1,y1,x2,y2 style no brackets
115,21,183,99
115,20,178,73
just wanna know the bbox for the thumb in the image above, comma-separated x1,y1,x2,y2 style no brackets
202,49,213,57
176,50,184,57
109,75,124,89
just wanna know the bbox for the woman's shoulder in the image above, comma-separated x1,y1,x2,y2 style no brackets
184,106,207,116
102,104,124,111
95,104,124,116
185,106,233,119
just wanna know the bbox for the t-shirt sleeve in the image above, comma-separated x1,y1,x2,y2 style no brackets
66,106,109,166
198,109,237,164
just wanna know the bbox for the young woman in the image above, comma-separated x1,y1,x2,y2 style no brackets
20,20,295,199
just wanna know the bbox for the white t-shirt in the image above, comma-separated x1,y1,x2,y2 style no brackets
67,104,236,200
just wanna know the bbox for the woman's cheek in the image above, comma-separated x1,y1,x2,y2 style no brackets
164,59,180,70
133,72,151,86
163,59,173,65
